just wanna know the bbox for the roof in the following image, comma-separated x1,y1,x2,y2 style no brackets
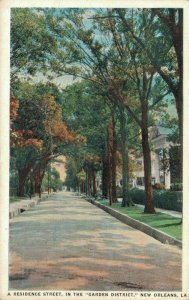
150,126,172,140
157,126,172,135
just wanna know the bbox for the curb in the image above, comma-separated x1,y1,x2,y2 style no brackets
9,193,50,219
86,198,182,249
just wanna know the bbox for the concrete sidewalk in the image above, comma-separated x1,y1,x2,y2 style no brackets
9,192,50,219
9,191,181,291
136,204,182,218
117,198,182,218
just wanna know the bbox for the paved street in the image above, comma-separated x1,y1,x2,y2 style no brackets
9,191,181,291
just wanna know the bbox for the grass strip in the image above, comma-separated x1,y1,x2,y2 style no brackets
10,196,28,203
98,199,182,241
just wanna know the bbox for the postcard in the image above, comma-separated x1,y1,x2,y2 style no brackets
0,0,189,299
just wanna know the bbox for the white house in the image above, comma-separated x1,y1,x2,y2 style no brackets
132,126,173,189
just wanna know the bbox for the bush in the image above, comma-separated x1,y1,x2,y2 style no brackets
152,183,165,190
129,188,182,212
95,192,103,200
116,186,123,198
170,182,182,191
129,188,146,205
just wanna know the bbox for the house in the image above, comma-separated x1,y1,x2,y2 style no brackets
132,126,174,189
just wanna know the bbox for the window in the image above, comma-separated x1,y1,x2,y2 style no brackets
136,177,144,186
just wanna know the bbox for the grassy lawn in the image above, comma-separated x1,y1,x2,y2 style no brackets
98,199,182,241
9,196,27,203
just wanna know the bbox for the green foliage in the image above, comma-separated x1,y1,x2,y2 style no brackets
9,196,27,203
51,168,63,191
169,146,182,183
129,188,182,212
159,113,179,144
11,8,59,81
61,81,111,175
41,167,63,192
170,183,182,191
96,199,181,240
116,186,123,198
10,8,181,206
64,158,80,191
10,79,79,197
114,205,182,240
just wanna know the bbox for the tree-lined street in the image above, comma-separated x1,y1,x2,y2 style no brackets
10,8,183,213
9,192,181,291
8,7,184,292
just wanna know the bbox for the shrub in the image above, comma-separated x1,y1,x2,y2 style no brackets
129,188,146,205
152,183,165,190
95,192,103,200
116,186,123,198
129,188,182,212
170,182,182,191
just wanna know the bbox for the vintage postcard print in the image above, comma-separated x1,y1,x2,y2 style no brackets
0,0,189,299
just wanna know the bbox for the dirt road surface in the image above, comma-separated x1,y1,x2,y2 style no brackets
9,191,181,291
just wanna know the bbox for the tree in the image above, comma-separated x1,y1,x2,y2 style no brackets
153,9,183,146
61,81,116,201
10,81,80,197
114,8,183,178
52,8,174,211
10,8,180,212
93,8,175,212
11,8,60,82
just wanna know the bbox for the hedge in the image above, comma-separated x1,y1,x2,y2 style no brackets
129,188,182,212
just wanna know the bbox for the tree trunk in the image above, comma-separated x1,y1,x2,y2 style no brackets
119,109,132,207
85,169,88,196
102,156,108,198
175,86,183,183
112,114,117,203
18,162,34,197
92,169,97,197
107,121,113,205
29,177,35,198
86,167,92,196
81,180,85,193
34,166,45,198
18,171,25,197
141,102,155,213
37,168,46,198
33,159,49,198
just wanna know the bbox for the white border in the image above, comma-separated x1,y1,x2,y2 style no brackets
0,0,188,299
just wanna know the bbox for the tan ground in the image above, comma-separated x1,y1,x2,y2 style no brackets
9,191,181,290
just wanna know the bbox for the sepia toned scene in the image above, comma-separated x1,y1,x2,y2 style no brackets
9,8,182,291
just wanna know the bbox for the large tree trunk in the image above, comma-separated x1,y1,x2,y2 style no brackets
107,121,113,205
37,168,46,198
102,156,108,198
92,168,97,197
81,180,85,193
102,114,118,204
33,158,49,198
174,86,183,183
18,161,35,197
29,177,35,198
112,114,117,203
34,165,45,198
85,169,88,196
142,128,155,213
119,109,132,207
86,166,92,196
141,100,155,213
18,171,25,197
